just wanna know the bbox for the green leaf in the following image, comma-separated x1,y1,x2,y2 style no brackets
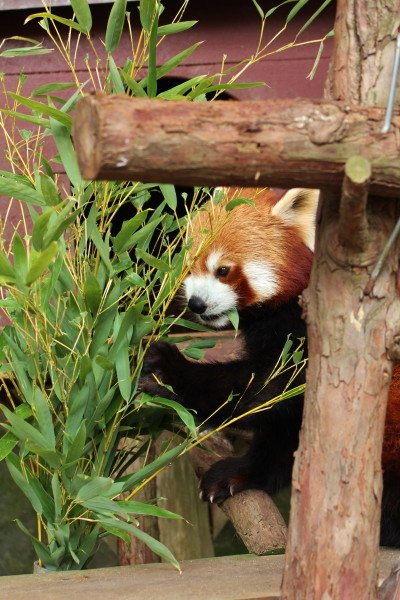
115,333,131,401
117,500,182,519
157,21,197,36
135,248,171,272
50,117,82,189
108,55,125,94
286,0,310,22
139,0,156,32
0,46,52,57
142,394,196,437
8,93,72,128
119,70,148,97
0,175,44,206
12,235,27,281
51,473,62,521
183,346,205,360
281,337,294,364
0,250,16,282
24,12,87,34
75,477,114,501
251,0,265,19
2,404,55,451
295,0,332,39
119,442,187,491
0,109,49,129
227,308,239,331
25,242,58,285
139,43,202,89
84,270,102,314
225,197,255,211
32,209,53,251
112,210,149,253
115,215,164,254
105,0,127,54
32,387,55,448
159,184,177,211
64,421,86,468
6,454,43,514
70,0,92,34
0,431,18,460
32,82,76,97
39,173,61,206
99,518,180,569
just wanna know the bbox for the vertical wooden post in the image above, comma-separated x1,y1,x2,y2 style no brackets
281,1,400,598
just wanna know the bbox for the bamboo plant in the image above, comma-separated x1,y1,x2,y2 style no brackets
0,0,328,572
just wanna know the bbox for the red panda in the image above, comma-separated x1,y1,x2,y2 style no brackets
140,186,400,547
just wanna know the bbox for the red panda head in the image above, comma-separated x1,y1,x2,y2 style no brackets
183,187,319,328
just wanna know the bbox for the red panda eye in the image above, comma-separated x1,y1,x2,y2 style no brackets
216,266,230,278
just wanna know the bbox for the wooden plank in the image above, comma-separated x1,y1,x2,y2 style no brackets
2,550,400,600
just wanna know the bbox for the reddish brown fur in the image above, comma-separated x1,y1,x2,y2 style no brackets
187,186,400,479
187,187,313,307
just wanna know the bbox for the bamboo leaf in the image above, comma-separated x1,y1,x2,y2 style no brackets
112,210,149,253
142,394,196,437
0,250,16,282
99,518,180,569
286,0,310,22
50,117,82,189
75,476,114,501
139,43,202,89
159,184,177,211
0,46,53,57
119,70,148,97
118,442,187,491
117,500,183,519
105,0,127,53
139,0,156,32
0,431,18,460
25,242,58,285
0,175,44,206
84,270,102,314
108,55,125,94
6,454,43,514
1,109,49,129
70,0,92,34
39,173,62,206
32,387,55,448
24,12,87,34
227,308,239,331
157,21,197,36
32,82,76,97
8,93,72,128
225,197,255,211
32,209,52,251
135,248,171,272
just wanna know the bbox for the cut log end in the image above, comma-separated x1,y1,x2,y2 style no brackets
73,95,101,180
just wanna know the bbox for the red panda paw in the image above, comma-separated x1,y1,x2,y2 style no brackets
140,341,187,398
199,457,250,504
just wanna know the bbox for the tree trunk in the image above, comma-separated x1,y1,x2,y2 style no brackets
73,95,400,197
281,2,400,599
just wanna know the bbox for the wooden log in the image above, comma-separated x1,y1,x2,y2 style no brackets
73,94,400,197
190,431,287,554
338,155,371,253
281,2,400,599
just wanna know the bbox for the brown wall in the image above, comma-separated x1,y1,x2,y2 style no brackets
0,0,335,233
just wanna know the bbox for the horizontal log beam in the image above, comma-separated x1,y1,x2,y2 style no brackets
73,95,400,196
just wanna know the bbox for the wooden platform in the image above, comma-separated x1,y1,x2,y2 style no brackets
2,550,400,600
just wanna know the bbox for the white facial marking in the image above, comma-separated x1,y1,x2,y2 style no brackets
243,261,279,300
183,273,238,329
206,250,223,274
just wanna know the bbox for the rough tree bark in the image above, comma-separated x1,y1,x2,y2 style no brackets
281,2,400,599
73,95,400,197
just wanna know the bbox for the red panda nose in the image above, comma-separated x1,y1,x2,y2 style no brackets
188,296,207,314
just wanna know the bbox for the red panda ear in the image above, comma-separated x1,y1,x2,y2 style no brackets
271,188,319,251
